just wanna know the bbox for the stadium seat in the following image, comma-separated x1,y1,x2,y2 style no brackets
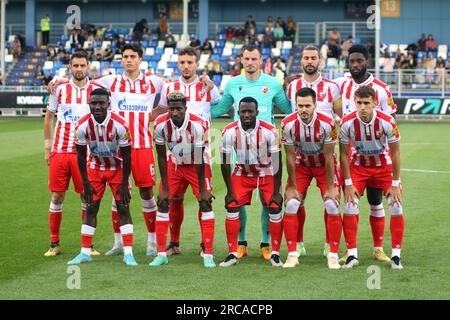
157,61,167,70
5,54,13,63
113,54,122,61
102,41,111,49
163,68,174,77
91,61,101,70
271,48,281,57
164,47,174,55
8,35,15,42
276,41,283,49
83,41,92,49
139,61,149,70
222,47,232,56
282,41,293,49
388,44,398,54
145,47,155,56
43,61,53,70
438,45,448,59
160,54,171,62
65,41,71,50
173,34,180,42
157,41,165,48
170,54,178,62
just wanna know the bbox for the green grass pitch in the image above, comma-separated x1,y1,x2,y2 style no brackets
0,117,450,299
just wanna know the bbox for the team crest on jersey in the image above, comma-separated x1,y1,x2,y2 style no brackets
262,86,269,94
199,91,205,99
108,130,117,140
318,91,327,101
142,83,148,92
315,130,324,140
375,128,383,139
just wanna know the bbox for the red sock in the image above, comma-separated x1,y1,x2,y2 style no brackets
390,215,405,249
49,203,62,243
370,215,385,248
120,224,134,249
169,200,184,243
143,211,156,233
200,212,215,254
297,206,306,243
327,214,343,254
269,217,283,253
225,217,240,254
283,214,298,253
324,209,329,244
112,210,121,233
155,212,170,253
81,225,95,249
343,215,358,250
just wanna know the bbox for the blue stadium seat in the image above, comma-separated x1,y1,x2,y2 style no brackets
212,75,222,87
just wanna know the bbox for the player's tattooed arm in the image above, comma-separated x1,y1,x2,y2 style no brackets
196,146,214,211
118,145,131,206
269,150,283,210
76,144,97,205
323,143,339,204
339,142,359,204
43,110,54,165
221,152,238,209
155,144,170,212
387,141,402,204
284,144,300,201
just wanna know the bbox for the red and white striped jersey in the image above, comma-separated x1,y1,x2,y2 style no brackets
281,111,338,167
95,72,165,149
286,75,341,116
75,111,131,170
335,73,397,116
221,120,280,177
339,110,400,167
154,112,209,166
158,76,220,122
47,78,103,154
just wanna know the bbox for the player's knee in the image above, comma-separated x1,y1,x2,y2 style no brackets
139,187,152,200
226,211,240,219
172,195,184,202
199,201,212,212
86,201,100,215
344,199,359,215
158,202,169,213
285,198,302,214
116,203,130,217
324,199,340,215
201,211,215,220
156,211,170,221
369,204,385,217
387,197,403,216
51,192,65,204
269,212,282,223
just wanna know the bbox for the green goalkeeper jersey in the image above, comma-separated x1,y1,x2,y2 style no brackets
211,72,291,124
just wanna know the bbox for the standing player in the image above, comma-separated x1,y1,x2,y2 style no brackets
339,86,404,270
151,91,216,268
93,44,165,257
67,88,137,266
220,97,283,267
281,88,342,269
43,50,101,256
335,45,397,263
285,45,342,257
211,45,291,261
157,46,220,256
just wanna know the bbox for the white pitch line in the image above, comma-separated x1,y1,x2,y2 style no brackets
402,168,450,174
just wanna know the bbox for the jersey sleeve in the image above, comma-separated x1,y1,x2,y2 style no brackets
339,121,351,144
378,86,397,114
117,123,132,147
158,82,169,109
221,129,234,154
330,82,341,102
273,81,292,115
47,86,60,113
324,120,338,144
385,118,401,144
211,81,234,118
333,76,346,94
153,121,166,145
269,128,281,153
210,85,221,105
74,123,87,146
280,119,295,146
151,75,165,94
94,74,116,89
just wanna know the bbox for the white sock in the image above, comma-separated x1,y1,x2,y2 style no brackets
123,246,133,255
328,252,339,259
348,248,358,258
148,232,156,244
392,248,401,258
114,233,123,247
297,242,304,246
81,247,91,256
374,246,383,251
271,251,279,256
203,254,213,259
158,252,167,257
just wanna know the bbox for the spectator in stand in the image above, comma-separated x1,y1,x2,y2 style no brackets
42,70,53,86
415,59,426,84
285,16,296,42
201,38,214,54
12,36,22,58
189,37,201,51
75,43,84,53
245,15,257,35
273,21,284,42
41,14,51,46
225,26,235,41
230,63,241,77
426,34,438,52
263,57,273,75
367,40,375,67
337,54,346,76
417,33,427,52
57,44,65,55
274,64,285,84
35,64,44,81
115,36,126,54
90,65,99,79
234,55,243,70
328,27,341,44
69,29,85,49
94,45,103,61
276,17,287,34
327,39,341,59
278,52,287,63
145,67,152,76
382,51,395,84
202,65,210,78
265,16,274,33
320,40,329,66
341,35,353,57
158,15,169,40
424,52,437,83
446,57,450,70
102,44,114,62
85,42,94,60
274,57,286,74
225,56,235,73
262,30,274,48
133,18,149,42
436,56,445,68
210,59,223,77
435,61,446,85
101,62,112,76
103,24,115,41
164,33,177,49
395,52,405,69
234,25,246,43
18,32,26,54
62,52,71,65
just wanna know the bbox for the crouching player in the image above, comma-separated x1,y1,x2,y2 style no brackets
281,87,342,269
219,97,284,267
67,88,138,266
339,86,405,270
151,91,216,268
